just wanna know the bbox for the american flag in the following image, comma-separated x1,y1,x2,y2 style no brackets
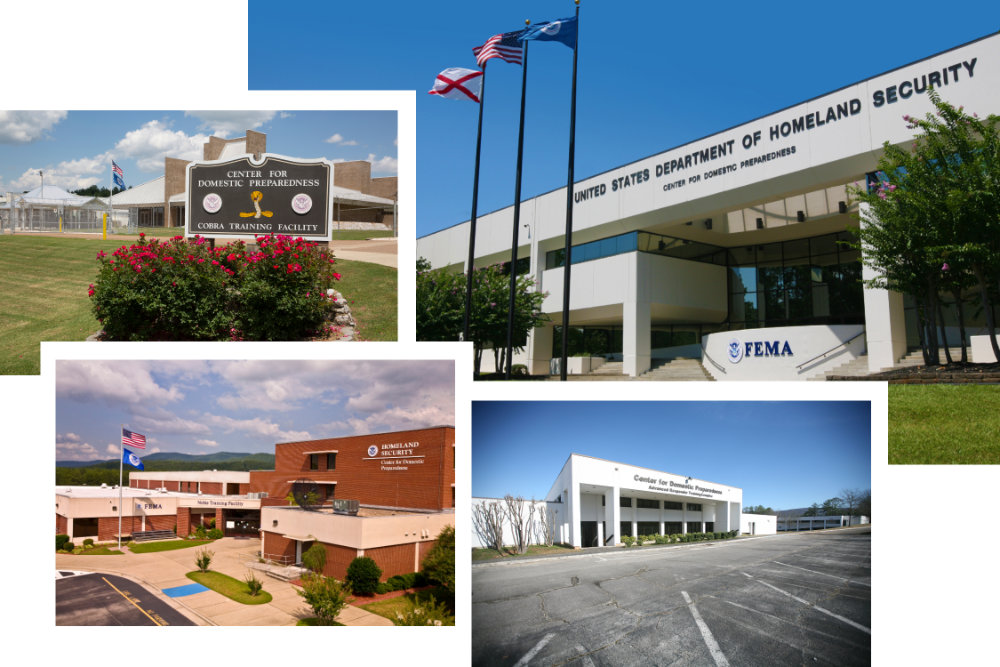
122,428,146,449
473,30,525,67
112,160,126,190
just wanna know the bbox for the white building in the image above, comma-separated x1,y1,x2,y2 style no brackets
418,32,1000,379
473,454,742,549
740,513,777,536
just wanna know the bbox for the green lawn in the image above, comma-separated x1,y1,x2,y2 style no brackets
472,544,576,561
360,590,454,625
0,235,397,375
186,570,273,605
129,539,214,554
333,258,397,341
296,617,344,626
889,385,1000,463
64,546,123,555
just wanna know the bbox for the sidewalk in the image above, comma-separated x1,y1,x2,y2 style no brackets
55,538,393,626
330,238,397,268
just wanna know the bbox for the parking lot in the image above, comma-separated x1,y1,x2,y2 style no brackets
56,572,196,626
472,527,870,666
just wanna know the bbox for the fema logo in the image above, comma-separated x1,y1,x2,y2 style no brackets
367,445,378,457
542,21,563,36
128,452,142,466
727,339,743,364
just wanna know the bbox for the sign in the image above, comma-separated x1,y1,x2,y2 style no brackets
633,474,724,500
186,154,332,241
727,338,793,363
364,440,425,472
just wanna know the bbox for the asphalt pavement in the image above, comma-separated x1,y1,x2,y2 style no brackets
472,528,871,666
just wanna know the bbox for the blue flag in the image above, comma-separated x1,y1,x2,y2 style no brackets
520,16,577,48
112,160,126,191
123,447,144,470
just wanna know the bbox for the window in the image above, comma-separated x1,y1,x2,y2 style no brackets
637,521,660,535
664,501,683,511
620,496,632,507
309,454,319,470
687,503,702,512
636,498,659,509
326,453,337,470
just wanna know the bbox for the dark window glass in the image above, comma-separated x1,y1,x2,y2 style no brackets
620,496,632,507
664,501,683,510
637,498,659,509
326,453,337,470
620,522,633,537
687,503,702,512
309,454,318,470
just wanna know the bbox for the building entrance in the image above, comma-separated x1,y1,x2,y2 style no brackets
580,521,607,548
222,509,260,537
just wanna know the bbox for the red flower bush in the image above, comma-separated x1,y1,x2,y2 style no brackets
89,234,341,340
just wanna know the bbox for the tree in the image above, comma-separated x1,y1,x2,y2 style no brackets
841,488,870,521
851,90,1000,364
416,259,548,375
421,525,455,600
297,573,352,625
821,497,844,516
345,556,381,596
744,505,775,515
472,499,506,553
802,503,820,517
503,494,535,555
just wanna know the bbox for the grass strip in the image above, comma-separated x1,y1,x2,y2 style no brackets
332,258,396,341
129,539,214,554
889,384,1000,464
186,570,273,605
472,544,576,561
296,617,344,626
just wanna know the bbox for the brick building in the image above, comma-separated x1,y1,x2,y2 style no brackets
56,426,454,580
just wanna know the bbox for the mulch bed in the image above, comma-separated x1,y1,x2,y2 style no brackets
829,360,1000,383
288,578,433,603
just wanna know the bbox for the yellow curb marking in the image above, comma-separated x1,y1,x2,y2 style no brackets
101,576,168,626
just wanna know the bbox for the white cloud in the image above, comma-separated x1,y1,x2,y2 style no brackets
57,361,184,406
114,120,208,171
196,439,219,447
279,112,294,119
105,443,119,455
368,153,397,175
325,133,343,144
203,413,311,442
185,111,277,138
56,433,100,461
0,111,66,144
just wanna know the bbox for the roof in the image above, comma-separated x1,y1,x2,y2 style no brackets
4,185,103,208
110,176,165,207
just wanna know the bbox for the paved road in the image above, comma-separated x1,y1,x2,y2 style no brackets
472,528,871,666
56,572,196,626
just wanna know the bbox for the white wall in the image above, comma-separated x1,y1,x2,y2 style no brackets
741,513,777,535
703,324,865,380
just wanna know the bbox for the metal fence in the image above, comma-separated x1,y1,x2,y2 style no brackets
2,203,129,234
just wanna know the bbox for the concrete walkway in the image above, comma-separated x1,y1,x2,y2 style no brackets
55,538,393,626
330,238,397,268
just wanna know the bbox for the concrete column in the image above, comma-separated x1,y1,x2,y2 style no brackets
659,520,664,535
610,486,621,545
623,298,651,377
700,520,705,533
527,321,554,375
569,483,581,548
596,521,604,547
860,202,909,372
682,504,687,533
631,520,638,539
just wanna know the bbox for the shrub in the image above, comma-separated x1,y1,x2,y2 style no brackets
392,596,455,626
346,556,382,596
622,535,635,547
421,526,455,597
207,518,215,529
297,573,352,625
654,535,669,544
387,573,418,591
207,528,224,540
302,543,327,575
244,571,264,597
195,548,214,572
56,534,69,551
511,364,528,377
83,538,95,547
90,234,341,341
64,541,75,551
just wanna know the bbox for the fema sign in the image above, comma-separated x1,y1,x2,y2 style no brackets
186,154,332,241
727,338,793,363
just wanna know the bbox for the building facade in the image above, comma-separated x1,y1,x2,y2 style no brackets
56,426,454,580
417,33,1000,379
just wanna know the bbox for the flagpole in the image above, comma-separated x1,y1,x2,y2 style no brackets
463,61,488,359
505,22,530,380
118,424,123,551
560,1,581,381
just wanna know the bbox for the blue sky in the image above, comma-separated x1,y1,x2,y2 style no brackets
249,1,1000,239
472,401,870,511
55,359,454,462
0,110,396,195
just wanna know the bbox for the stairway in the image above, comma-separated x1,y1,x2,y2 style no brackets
638,358,714,381
815,346,967,380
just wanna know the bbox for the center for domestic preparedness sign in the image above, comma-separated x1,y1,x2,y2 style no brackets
186,154,332,241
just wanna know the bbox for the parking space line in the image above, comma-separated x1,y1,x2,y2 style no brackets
681,591,731,667
513,633,555,667
574,645,595,667
101,576,165,626
772,560,870,587
742,573,870,635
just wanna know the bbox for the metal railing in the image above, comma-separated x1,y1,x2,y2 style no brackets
700,344,726,375
795,329,866,371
